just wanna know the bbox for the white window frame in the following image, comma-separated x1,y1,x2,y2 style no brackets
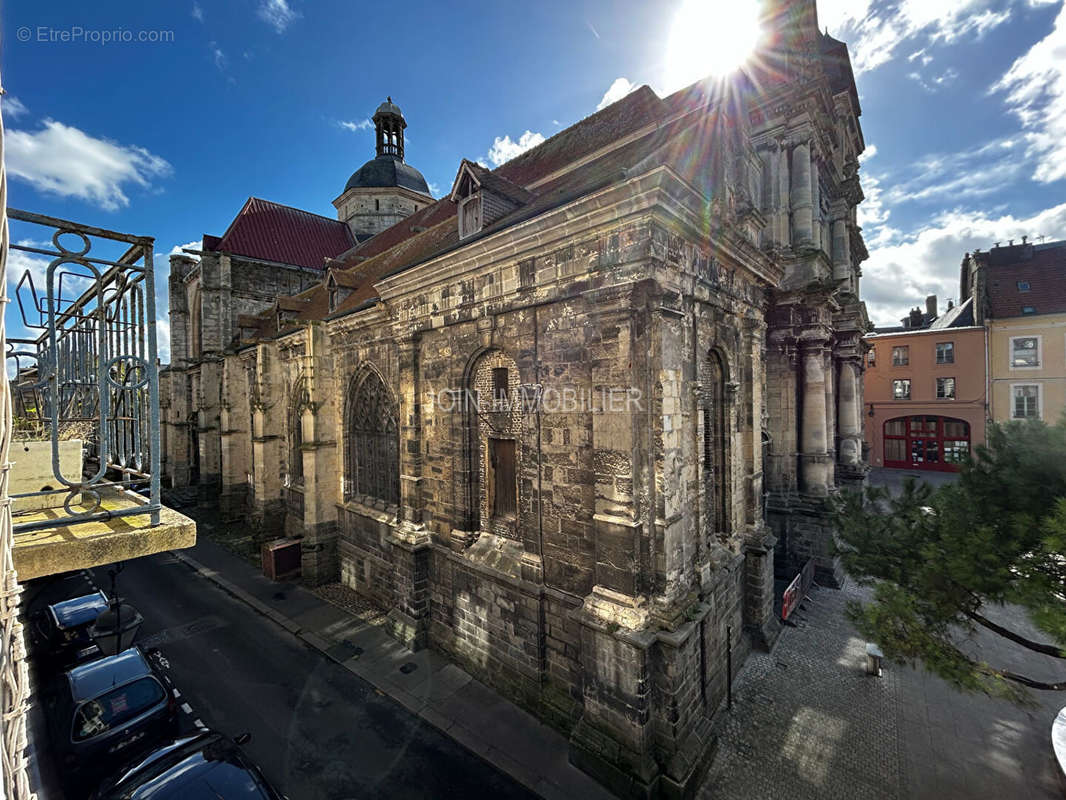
892,378,911,400
935,341,954,365
936,377,956,400
1009,335,1041,370
1010,382,1042,420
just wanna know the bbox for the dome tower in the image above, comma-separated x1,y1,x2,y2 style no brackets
334,97,434,242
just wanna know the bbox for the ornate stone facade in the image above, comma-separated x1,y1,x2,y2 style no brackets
162,3,871,795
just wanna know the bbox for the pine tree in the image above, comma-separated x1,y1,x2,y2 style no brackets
833,418,1066,704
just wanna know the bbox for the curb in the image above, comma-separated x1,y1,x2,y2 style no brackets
167,548,579,800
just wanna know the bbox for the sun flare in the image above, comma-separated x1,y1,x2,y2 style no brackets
664,0,764,90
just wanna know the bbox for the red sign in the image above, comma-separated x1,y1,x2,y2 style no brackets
781,559,815,621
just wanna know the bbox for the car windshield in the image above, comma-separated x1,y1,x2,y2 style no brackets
72,677,166,742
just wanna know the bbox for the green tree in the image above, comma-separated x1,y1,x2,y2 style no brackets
834,418,1066,704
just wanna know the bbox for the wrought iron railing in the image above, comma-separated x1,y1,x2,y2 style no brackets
5,208,160,533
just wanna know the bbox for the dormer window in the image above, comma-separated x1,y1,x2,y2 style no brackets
459,194,482,240
449,159,533,242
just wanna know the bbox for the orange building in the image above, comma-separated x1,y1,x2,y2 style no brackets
864,299,987,471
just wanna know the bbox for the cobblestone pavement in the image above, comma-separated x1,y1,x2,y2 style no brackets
698,580,1065,800
698,580,904,800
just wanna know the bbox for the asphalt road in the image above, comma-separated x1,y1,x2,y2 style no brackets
27,553,538,800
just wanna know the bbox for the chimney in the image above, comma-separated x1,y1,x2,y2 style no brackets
947,299,954,310
926,295,937,319
909,307,924,328
1022,235,1028,244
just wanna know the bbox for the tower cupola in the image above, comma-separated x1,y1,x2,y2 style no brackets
374,97,406,160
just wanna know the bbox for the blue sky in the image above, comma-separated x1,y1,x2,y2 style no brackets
2,0,1065,360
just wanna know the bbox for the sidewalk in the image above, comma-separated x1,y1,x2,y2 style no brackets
170,537,615,800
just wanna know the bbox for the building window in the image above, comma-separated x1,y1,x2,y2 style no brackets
1017,281,1030,291
936,377,956,399
488,438,516,518
491,367,509,409
867,347,876,367
893,379,911,400
1022,306,1036,315
935,342,954,364
892,346,909,366
1012,384,1040,419
703,352,728,535
344,370,399,507
1010,336,1040,368
289,404,304,486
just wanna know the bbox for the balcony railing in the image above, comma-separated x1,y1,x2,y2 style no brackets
6,208,160,533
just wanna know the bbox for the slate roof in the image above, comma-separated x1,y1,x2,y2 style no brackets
237,79,744,341
344,155,431,196
984,240,1066,319
209,197,354,270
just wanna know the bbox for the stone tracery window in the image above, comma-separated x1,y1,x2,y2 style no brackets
703,351,728,537
344,370,399,507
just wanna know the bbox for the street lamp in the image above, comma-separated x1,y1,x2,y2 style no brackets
88,564,143,656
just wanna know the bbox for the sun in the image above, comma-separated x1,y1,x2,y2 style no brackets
664,0,764,90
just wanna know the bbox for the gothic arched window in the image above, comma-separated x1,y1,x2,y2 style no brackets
703,351,728,536
345,370,399,507
289,402,304,487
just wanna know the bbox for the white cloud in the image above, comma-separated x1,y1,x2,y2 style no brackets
992,1,1066,183
338,118,372,132
5,119,171,211
170,240,202,259
908,66,960,92
878,137,1025,209
862,202,1066,326
597,77,637,111
208,41,227,72
258,0,300,33
427,182,441,196
155,319,171,363
825,0,1015,75
191,2,204,22
487,131,545,167
2,96,28,120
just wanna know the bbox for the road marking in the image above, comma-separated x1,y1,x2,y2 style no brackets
180,703,193,714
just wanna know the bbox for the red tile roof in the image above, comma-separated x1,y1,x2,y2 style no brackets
985,241,1066,319
211,197,353,270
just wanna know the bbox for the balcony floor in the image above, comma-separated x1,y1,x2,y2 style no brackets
12,491,196,580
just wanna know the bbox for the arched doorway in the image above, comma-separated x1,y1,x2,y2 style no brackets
883,416,970,472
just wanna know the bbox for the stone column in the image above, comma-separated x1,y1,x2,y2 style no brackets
219,356,250,518
837,359,861,467
387,334,431,650
776,144,791,246
810,157,822,252
799,337,830,495
300,403,341,585
790,140,814,247
196,358,223,505
832,218,851,283
250,406,284,537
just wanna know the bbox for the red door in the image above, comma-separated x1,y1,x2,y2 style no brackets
883,416,970,472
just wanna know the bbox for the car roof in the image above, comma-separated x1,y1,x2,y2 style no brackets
50,591,108,630
66,648,153,703
110,733,277,800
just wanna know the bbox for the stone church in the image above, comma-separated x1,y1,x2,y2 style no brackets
161,1,870,795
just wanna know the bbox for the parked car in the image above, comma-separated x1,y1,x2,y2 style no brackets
43,647,178,790
92,729,285,799
30,590,108,670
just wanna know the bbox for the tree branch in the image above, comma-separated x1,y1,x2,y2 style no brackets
963,608,1065,659
992,668,1066,691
